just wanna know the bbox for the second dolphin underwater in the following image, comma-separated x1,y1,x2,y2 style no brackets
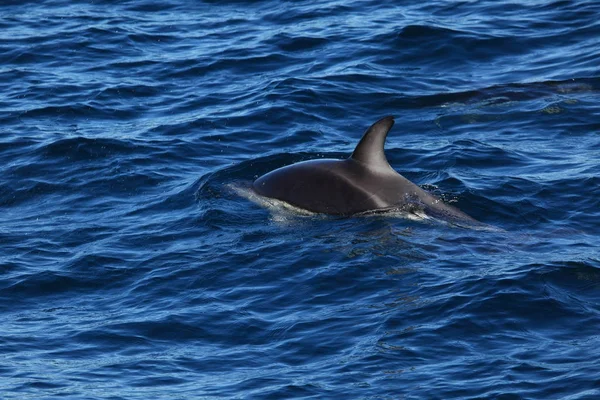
253,116,482,226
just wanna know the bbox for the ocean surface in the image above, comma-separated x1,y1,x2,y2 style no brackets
1,1,599,398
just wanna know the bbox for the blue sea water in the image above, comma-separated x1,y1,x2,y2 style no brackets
1,0,600,398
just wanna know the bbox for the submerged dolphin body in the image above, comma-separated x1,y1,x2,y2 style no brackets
253,116,479,224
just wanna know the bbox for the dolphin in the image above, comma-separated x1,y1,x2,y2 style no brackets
253,116,480,225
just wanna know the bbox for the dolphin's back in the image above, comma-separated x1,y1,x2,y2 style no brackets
253,159,388,215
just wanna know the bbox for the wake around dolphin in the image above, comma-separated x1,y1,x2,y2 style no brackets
253,116,481,225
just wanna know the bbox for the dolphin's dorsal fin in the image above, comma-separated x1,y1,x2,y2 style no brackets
350,116,395,169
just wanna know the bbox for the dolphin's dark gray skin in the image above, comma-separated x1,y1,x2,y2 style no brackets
253,116,479,223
